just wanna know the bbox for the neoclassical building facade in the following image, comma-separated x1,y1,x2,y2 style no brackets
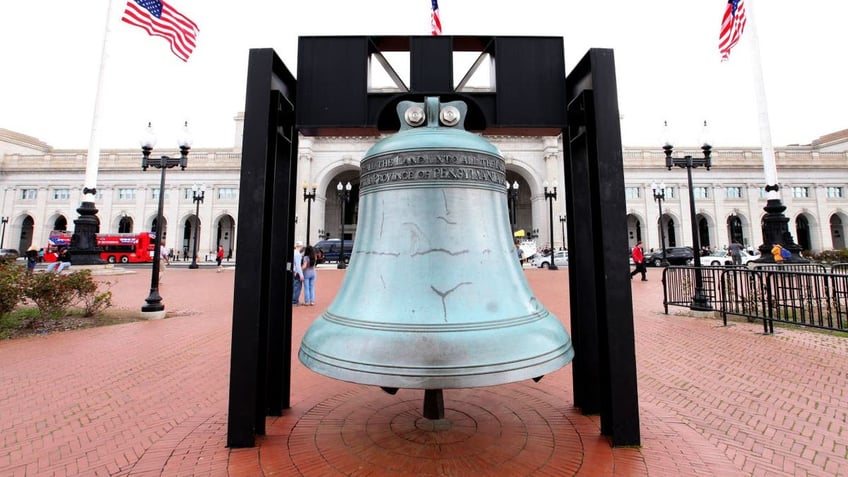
2,119,847,259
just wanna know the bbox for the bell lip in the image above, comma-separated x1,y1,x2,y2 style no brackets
298,344,574,390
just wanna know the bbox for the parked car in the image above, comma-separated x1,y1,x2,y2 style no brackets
314,239,353,264
705,249,761,266
0,248,19,261
532,250,568,269
646,247,694,267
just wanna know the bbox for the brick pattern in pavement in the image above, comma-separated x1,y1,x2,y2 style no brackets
0,266,845,476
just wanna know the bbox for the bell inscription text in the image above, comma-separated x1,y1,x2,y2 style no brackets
360,150,506,190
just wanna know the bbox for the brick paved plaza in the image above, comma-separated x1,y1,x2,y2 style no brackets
1,266,846,476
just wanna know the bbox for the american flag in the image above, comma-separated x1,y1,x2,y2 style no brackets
718,0,746,61
431,0,442,36
122,0,199,62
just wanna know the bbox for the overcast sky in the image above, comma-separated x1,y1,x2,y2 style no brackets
1,0,845,151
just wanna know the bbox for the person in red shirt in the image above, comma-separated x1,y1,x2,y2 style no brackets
630,241,647,281
216,245,225,272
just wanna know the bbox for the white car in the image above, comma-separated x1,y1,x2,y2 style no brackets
705,249,760,266
532,250,568,269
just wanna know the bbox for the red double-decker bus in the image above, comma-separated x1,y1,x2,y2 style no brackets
47,231,155,264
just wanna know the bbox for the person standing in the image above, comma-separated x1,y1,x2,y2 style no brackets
302,245,317,306
729,240,743,266
25,244,38,274
771,243,785,262
216,244,225,272
292,241,304,305
630,241,647,281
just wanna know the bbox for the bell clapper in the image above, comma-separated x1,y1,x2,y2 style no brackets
423,389,445,420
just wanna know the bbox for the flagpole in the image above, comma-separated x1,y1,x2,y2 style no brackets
745,0,803,261
72,0,115,265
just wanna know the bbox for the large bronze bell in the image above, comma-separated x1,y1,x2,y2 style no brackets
299,97,574,418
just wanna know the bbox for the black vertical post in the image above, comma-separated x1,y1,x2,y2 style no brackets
0,217,7,248
544,183,558,270
664,143,712,311
565,49,640,446
652,185,669,267
227,49,297,448
189,187,204,269
303,185,316,245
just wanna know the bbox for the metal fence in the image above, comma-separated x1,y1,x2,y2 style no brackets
662,264,848,334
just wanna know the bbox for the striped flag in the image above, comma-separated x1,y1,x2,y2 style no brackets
719,0,747,61
431,0,442,36
122,0,199,62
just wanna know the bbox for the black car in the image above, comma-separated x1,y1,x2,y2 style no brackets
0,248,19,261
314,239,353,264
646,247,694,267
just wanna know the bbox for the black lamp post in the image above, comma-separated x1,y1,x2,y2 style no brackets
650,182,669,267
303,182,317,245
559,215,567,250
0,216,7,249
543,180,558,270
140,122,190,314
507,180,519,232
663,121,712,311
188,184,205,269
336,181,351,269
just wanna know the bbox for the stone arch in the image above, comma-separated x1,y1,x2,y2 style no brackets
45,211,68,234
315,162,361,242
829,211,848,250
215,213,237,260
504,161,538,240
794,210,817,251
626,212,644,249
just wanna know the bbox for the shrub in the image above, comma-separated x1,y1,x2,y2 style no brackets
64,270,113,317
22,272,76,320
0,261,24,318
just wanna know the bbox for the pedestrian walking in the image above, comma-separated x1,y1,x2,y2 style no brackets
216,245,225,272
729,240,743,266
630,241,647,281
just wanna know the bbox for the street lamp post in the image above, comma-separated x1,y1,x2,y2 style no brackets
188,184,205,269
543,180,558,270
507,180,519,232
140,122,191,314
650,182,669,267
559,215,567,250
303,182,317,245
663,121,712,311
336,181,352,270
0,216,8,249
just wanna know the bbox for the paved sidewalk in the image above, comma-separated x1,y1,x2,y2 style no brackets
1,266,846,476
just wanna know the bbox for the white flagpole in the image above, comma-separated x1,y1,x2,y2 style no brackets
745,0,802,260
744,0,779,199
73,0,115,264
84,1,115,200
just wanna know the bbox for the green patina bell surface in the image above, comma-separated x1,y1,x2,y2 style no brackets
299,97,574,390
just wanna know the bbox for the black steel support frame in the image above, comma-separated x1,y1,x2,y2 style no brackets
227,41,640,448
564,50,640,446
226,49,298,448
